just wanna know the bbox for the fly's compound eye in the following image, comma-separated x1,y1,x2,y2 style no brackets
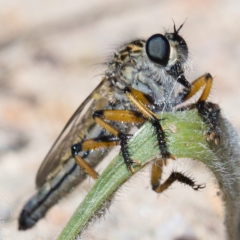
146,34,170,66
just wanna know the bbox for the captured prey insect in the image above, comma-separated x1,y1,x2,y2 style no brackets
18,22,221,230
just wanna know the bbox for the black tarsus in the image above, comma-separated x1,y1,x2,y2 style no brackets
118,132,135,170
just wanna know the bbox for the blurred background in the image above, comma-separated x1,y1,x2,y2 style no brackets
0,0,239,239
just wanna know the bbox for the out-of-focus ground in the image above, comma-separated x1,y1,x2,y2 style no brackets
0,1,239,239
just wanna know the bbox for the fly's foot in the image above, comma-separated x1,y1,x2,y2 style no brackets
126,160,141,173
197,101,221,146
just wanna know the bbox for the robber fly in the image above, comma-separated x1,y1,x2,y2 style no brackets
18,22,220,230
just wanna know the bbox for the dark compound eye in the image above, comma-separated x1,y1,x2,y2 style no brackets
146,34,170,66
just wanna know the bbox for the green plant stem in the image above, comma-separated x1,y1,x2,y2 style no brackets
58,110,240,240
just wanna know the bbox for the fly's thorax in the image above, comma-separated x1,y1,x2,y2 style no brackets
107,45,178,110
107,40,167,103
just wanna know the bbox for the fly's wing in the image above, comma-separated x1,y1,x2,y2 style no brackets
36,78,111,188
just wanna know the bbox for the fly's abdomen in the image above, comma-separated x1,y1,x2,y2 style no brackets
19,80,113,230
19,131,110,230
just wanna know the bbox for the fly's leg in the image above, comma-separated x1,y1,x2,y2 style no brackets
177,73,221,144
93,109,146,172
122,86,204,192
72,135,122,179
151,159,205,193
72,109,146,176
123,86,176,164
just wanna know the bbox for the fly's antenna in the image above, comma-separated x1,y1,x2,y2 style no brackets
172,18,188,36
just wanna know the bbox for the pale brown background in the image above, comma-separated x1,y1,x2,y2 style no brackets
0,0,240,239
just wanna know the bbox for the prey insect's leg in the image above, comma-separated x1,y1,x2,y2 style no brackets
72,109,145,174
178,73,221,144
124,87,176,163
151,159,205,193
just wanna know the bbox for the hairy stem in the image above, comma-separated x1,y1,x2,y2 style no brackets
58,110,240,240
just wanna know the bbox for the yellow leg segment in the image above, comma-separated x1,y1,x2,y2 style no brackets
183,73,213,102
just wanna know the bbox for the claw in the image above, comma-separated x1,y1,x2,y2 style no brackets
210,131,215,140
205,131,212,141
133,159,141,165
163,158,169,166
193,183,206,190
169,153,176,160
129,165,135,173
128,160,141,173
205,130,220,145
162,153,176,166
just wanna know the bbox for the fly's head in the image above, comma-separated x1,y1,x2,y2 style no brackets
107,22,190,109
146,22,188,79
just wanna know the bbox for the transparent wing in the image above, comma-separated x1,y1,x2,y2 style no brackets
36,78,111,188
